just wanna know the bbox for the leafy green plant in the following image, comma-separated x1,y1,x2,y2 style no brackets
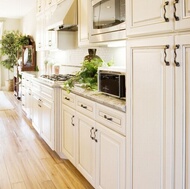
0,30,30,70
63,58,113,92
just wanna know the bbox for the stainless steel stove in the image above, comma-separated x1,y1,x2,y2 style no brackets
38,74,74,86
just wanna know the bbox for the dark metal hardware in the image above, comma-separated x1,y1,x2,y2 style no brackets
65,97,70,101
104,115,113,121
90,127,94,140
94,129,98,142
71,115,75,126
164,1,169,22
174,0,180,21
38,104,41,107
174,44,180,67
81,104,87,109
164,45,170,66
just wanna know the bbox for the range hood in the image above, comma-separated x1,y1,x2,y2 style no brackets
47,0,78,31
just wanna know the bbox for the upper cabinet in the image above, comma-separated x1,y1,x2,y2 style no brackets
126,0,190,36
78,0,90,46
36,0,45,15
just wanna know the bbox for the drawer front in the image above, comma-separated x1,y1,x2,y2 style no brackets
41,85,54,101
62,90,75,108
76,95,95,119
32,81,41,93
96,103,126,135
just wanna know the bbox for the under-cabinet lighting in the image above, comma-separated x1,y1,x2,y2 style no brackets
107,40,126,47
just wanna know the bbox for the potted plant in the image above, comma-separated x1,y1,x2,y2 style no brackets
0,30,30,90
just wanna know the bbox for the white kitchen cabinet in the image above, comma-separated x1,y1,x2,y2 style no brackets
31,80,55,150
36,15,45,51
32,92,42,134
78,0,90,46
126,0,190,36
21,73,33,119
41,97,54,150
76,111,96,187
45,0,56,10
174,33,190,189
61,91,126,189
96,122,125,189
61,104,76,165
36,0,45,15
126,34,190,189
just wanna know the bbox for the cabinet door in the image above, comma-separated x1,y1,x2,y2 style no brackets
61,104,76,165
175,0,190,31
76,112,96,187
78,0,90,46
126,0,173,36
96,123,125,189
41,99,54,150
32,93,41,134
175,34,190,189
36,15,44,51
126,36,174,189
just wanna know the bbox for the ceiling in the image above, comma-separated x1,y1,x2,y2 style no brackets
0,0,36,19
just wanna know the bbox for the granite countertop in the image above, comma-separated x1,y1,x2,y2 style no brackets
62,85,126,112
21,71,126,112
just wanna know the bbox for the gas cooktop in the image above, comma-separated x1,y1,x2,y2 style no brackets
38,74,74,86
40,74,74,81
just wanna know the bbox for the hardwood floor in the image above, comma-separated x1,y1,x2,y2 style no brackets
0,91,94,189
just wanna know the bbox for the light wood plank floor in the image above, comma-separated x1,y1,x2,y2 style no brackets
0,91,94,189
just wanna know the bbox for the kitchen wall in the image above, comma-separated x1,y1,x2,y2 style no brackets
43,47,126,75
0,18,22,89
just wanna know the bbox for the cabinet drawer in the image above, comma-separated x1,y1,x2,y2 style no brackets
41,85,54,100
32,81,41,93
76,95,95,119
96,103,126,135
62,90,75,109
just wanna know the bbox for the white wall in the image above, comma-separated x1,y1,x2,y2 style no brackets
0,18,22,89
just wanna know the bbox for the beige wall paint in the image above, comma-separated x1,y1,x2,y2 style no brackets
0,18,21,89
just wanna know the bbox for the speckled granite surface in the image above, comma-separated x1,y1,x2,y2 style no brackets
62,86,126,112
21,71,126,112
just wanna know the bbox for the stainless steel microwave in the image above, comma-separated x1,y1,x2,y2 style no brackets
98,67,126,98
90,0,126,43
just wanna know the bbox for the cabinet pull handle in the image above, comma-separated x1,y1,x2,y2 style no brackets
174,0,180,21
71,115,75,126
94,129,98,142
65,97,70,101
164,45,170,66
38,104,41,107
81,104,87,109
174,44,180,67
104,115,113,121
164,1,169,22
90,127,94,140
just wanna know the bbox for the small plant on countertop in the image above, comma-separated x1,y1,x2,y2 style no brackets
63,58,113,92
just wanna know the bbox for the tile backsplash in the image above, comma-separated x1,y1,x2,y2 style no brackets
39,47,126,74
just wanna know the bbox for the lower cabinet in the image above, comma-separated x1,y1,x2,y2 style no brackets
61,90,126,189
76,112,96,187
32,92,41,134
61,104,76,165
41,98,54,150
95,122,125,189
31,80,55,150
